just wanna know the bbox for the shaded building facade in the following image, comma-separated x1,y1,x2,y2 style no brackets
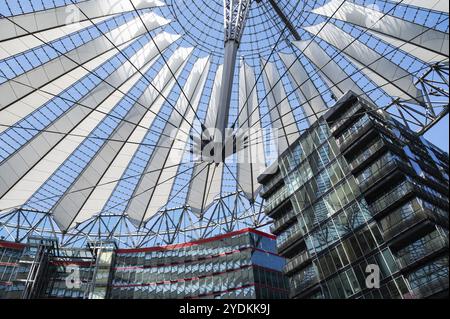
259,92,449,299
0,228,288,299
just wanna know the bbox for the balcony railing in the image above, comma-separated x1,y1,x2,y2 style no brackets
290,272,319,298
284,250,311,275
396,236,449,270
349,139,385,171
369,180,414,216
260,172,284,198
336,115,372,149
277,224,304,253
264,186,290,215
382,210,429,241
270,209,296,234
411,277,449,299
330,103,365,134
357,158,398,191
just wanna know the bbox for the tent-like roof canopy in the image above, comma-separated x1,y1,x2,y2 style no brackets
0,0,448,247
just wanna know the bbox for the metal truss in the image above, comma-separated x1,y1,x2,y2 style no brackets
0,191,270,248
223,0,253,44
385,62,449,135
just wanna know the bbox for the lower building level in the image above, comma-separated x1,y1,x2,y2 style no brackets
0,228,288,299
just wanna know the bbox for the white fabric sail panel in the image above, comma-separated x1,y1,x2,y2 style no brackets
73,47,193,227
0,0,165,41
312,0,449,62
0,12,170,110
304,23,423,104
186,162,212,214
186,65,224,214
0,96,122,215
186,163,224,214
48,34,181,230
0,32,174,215
203,163,224,211
204,65,224,130
261,59,300,154
292,40,366,100
236,61,266,201
366,31,447,63
126,56,211,226
390,0,449,13
0,45,123,135
278,52,327,123
0,16,112,60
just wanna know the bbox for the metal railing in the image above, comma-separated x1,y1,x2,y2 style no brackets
349,139,385,171
370,180,414,216
284,250,310,274
397,236,449,269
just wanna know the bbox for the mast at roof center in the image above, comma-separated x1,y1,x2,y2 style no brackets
217,0,252,142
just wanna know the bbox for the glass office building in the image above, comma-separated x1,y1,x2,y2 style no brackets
259,91,449,299
0,228,288,299
111,229,287,299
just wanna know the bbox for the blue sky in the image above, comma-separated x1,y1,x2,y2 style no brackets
425,114,449,153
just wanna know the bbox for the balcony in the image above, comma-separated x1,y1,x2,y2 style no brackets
349,139,386,173
382,210,431,242
270,209,296,235
290,273,319,298
283,250,311,275
411,277,449,299
413,183,449,211
330,103,365,136
336,115,373,151
357,158,399,193
369,181,415,217
260,173,284,199
263,187,291,217
277,225,304,255
396,236,449,271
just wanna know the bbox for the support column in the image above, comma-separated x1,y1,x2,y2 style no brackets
214,0,252,143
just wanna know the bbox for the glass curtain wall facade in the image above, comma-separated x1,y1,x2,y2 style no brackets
110,229,288,299
259,91,449,299
0,228,288,299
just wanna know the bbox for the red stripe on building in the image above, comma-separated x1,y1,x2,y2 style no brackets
0,241,25,250
49,260,93,267
0,262,18,267
116,228,276,254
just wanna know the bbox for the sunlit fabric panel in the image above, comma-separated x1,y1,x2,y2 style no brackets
364,32,448,64
204,65,224,132
186,162,225,215
126,56,211,226
236,61,266,201
304,22,424,104
278,52,327,124
0,44,120,211
313,0,449,63
0,0,165,41
187,65,224,214
73,46,192,227
292,40,367,100
389,0,449,13
0,11,170,109
261,59,300,154
0,16,111,60
49,35,183,230
139,57,211,222
0,46,124,135
0,32,176,223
